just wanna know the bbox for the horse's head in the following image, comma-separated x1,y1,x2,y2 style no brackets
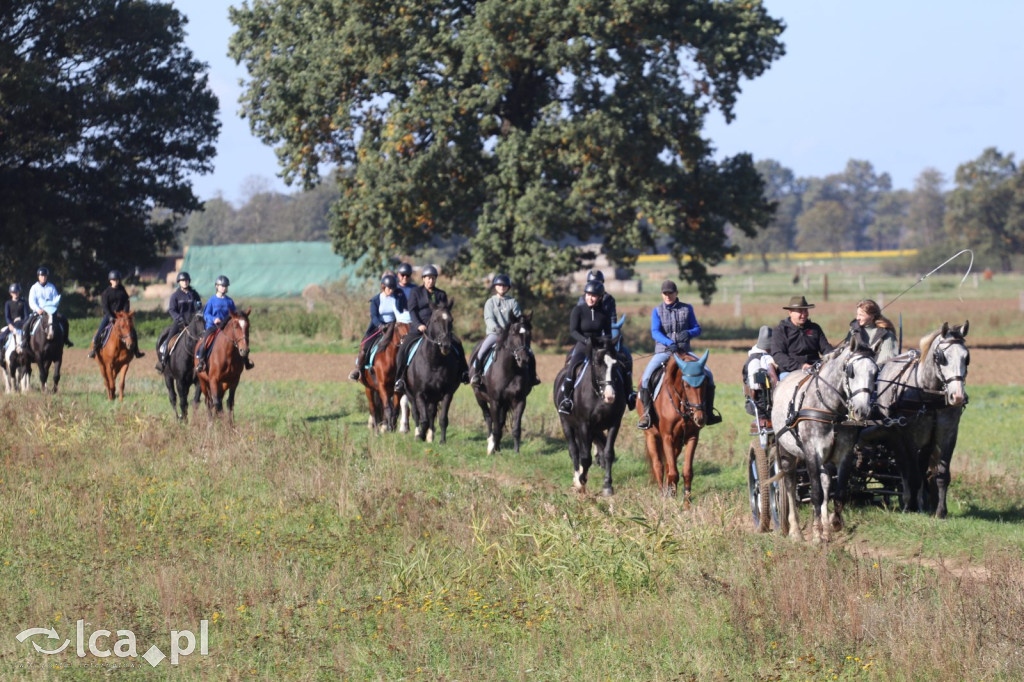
504,312,532,368
427,300,453,355
922,320,969,406
673,349,709,426
840,325,879,421
589,337,619,404
40,311,54,341
225,309,251,358
113,311,135,351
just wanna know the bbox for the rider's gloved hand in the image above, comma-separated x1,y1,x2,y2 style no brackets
667,343,679,354
677,331,690,344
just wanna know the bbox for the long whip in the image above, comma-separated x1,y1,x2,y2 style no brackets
881,249,974,313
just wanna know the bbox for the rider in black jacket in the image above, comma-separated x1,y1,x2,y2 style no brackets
557,280,612,414
88,271,144,359
154,272,204,373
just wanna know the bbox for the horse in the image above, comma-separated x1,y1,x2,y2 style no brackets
636,350,710,505
194,310,251,422
94,310,137,400
359,321,409,432
552,337,627,496
399,300,462,443
770,328,878,542
471,313,534,454
27,311,65,393
2,329,32,393
858,321,970,517
160,312,205,420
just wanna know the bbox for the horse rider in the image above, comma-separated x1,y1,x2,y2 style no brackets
771,295,833,380
469,274,541,388
742,325,779,416
88,270,145,359
154,271,203,373
195,275,254,373
393,264,470,392
557,279,612,414
26,266,73,346
845,298,897,365
395,262,417,302
349,273,410,381
2,283,30,352
637,279,721,429
577,269,636,407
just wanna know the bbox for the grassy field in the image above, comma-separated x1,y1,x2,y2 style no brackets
1,360,1022,679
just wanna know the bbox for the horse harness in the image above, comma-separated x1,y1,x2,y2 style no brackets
774,351,876,443
875,341,970,420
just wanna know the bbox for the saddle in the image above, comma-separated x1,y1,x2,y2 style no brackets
198,328,221,354
98,321,114,348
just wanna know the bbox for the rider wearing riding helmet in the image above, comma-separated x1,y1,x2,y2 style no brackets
88,270,144,359
637,279,720,429
557,279,612,414
576,269,636,407
2,283,30,351
395,262,417,302
154,271,203,373
349,272,410,381
469,274,540,387
26,266,73,347
393,264,470,392
195,275,254,372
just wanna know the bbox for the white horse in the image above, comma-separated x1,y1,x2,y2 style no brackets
771,328,879,542
2,329,32,393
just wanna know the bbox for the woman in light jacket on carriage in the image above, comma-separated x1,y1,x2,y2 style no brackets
847,298,897,365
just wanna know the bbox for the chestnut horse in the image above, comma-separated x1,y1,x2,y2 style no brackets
194,310,251,421
359,321,409,432
637,351,709,505
95,310,137,400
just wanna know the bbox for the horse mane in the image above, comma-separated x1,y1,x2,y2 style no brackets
919,328,942,358
378,321,396,347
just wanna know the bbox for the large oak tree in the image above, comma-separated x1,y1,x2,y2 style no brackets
0,0,219,289
229,0,784,303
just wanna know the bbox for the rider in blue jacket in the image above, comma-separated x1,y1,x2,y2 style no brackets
349,273,409,381
195,275,254,372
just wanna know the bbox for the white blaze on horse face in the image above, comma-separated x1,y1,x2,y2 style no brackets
602,354,616,403
847,355,877,421
941,344,968,406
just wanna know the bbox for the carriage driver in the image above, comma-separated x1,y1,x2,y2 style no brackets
771,296,832,380
26,267,73,347
637,279,721,429
195,275,254,372
88,270,145,359
557,279,612,414
154,271,203,373
349,273,409,381
469,274,541,387
393,265,470,392
1,284,30,351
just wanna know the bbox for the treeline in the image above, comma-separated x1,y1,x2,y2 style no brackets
185,147,1024,271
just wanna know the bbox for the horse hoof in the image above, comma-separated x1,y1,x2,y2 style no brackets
426,429,434,443
601,487,614,497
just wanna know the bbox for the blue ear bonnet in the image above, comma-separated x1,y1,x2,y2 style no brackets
611,314,626,340
673,349,709,387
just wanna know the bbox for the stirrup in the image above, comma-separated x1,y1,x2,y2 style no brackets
627,391,637,411
705,409,723,425
195,359,206,372
394,378,406,392
470,374,482,387
154,362,164,373
349,369,360,381
87,350,96,359
637,415,652,430
557,398,573,415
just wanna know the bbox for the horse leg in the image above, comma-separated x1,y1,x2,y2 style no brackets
226,385,236,425
805,457,827,543
488,401,505,454
681,433,699,509
599,425,618,496
783,467,804,541
414,394,429,440
660,431,677,497
576,428,593,494
398,394,411,433
510,399,527,454
38,360,50,392
364,385,379,432
51,358,61,393
437,392,454,444
117,363,128,401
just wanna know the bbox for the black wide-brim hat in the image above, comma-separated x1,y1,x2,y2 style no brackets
783,295,815,310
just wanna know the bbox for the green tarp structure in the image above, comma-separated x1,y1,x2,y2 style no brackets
180,242,368,298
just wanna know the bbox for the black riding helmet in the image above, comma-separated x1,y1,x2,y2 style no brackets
421,265,439,278
396,263,413,276
176,272,191,283
9,283,21,294
587,270,604,283
381,274,398,289
492,274,511,288
108,270,122,281
37,267,49,277
583,280,605,297
215,275,230,287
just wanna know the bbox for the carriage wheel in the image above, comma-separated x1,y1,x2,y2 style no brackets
748,443,772,532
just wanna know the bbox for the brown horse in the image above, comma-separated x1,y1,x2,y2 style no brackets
637,350,709,505
195,310,251,422
95,311,137,400
359,321,409,432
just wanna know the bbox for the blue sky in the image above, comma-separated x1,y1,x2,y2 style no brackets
175,0,1024,205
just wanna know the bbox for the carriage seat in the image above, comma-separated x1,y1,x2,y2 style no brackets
744,369,774,433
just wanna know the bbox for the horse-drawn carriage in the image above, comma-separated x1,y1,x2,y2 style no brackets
746,321,970,535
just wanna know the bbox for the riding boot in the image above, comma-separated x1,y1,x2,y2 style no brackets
469,356,482,387
557,376,574,414
704,380,722,425
393,348,408,392
154,354,165,373
626,374,637,411
637,388,654,430
87,333,99,359
244,357,255,370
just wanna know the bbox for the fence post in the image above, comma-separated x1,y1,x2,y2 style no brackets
859,275,865,291
734,294,742,318
877,293,885,309
823,274,828,302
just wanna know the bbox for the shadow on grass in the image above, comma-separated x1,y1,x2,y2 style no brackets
958,505,1024,523
304,413,344,423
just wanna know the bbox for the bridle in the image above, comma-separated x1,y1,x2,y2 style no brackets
932,337,969,392
778,348,878,439
423,310,453,354
504,323,531,368
664,353,705,422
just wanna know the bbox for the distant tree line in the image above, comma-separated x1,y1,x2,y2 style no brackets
733,147,1024,272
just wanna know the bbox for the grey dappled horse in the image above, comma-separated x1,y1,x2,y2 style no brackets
859,321,969,517
771,328,878,542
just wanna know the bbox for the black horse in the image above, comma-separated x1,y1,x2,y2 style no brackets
552,337,627,496
471,313,535,454
400,299,463,443
160,313,205,420
27,311,65,393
